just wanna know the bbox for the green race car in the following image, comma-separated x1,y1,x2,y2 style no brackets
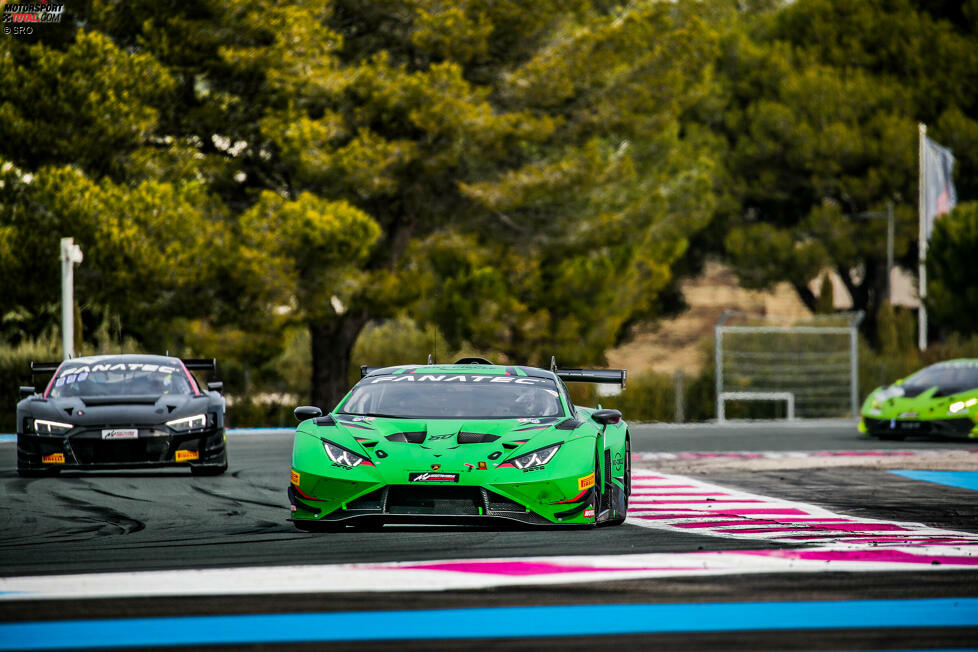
288,358,630,530
859,359,978,440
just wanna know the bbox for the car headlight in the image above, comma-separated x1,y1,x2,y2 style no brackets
166,414,207,432
34,419,73,434
502,443,561,470
322,440,373,467
948,398,977,414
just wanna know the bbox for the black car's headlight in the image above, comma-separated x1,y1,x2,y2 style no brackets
166,414,208,432
34,419,73,434
323,440,374,467
501,443,561,469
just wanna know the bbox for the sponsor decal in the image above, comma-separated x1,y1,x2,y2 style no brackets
431,464,441,471
290,470,300,485
350,416,376,422
584,508,595,518
410,472,460,483
102,429,138,440
899,412,919,419
428,433,453,441
478,461,487,470
368,374,547,386
613,452,624,471
41,453,65,464
578,472,595,491
175,450,199,462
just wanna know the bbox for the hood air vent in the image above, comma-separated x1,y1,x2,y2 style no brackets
457,432,500,444
386,431,426,444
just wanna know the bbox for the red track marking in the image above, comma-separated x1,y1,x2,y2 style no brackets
733,548,978,565
629,492,730,497
629,499,764,504
672,519,852,529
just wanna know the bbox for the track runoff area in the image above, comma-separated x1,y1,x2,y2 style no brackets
0,422,976,650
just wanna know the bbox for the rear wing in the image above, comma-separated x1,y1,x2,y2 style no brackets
29,361,62,386
182,358,218,374
551,357,627,389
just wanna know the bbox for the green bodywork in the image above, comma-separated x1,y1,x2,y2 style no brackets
289,364,630,528
859,359,978,439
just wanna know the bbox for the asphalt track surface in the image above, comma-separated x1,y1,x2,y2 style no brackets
1,422,976,650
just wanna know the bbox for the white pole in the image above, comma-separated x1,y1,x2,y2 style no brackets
918,123,927,351
60,237,83,359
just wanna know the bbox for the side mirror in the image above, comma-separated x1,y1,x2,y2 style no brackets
19,386,36,398
207,381,224,394
591,408,622,426
294,405,323,422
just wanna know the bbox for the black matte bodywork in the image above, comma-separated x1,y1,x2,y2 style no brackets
16,354,227,476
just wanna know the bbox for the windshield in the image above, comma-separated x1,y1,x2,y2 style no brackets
904,362,978,392
340,374,564,418
48,360,195,398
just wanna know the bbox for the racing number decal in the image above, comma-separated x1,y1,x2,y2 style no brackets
578,472,595,491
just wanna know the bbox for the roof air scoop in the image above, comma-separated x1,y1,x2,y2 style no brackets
455,357,493,365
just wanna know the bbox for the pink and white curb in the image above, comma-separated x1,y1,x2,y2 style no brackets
626,471,978,547
1,546,975,600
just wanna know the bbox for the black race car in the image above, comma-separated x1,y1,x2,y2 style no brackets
16,354,228,476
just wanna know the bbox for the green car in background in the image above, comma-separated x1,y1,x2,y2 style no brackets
859,359,978,440
288,358,630,530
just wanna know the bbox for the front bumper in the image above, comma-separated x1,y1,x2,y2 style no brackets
288,483,582,527
861,416,976,438
17,427,227,470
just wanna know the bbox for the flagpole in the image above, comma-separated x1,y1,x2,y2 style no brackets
918,123,927,351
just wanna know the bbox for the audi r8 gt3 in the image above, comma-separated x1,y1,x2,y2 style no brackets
288,358,630,529
16,354,228,475
859,359,978,440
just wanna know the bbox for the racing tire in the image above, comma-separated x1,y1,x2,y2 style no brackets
591,447,603,527
606,437,630,526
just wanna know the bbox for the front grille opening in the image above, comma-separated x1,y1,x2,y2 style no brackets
386,431,426,444
69,437,171,465
457,432,500,444
347,488,385,510
386,486,482,515
484,490,525,512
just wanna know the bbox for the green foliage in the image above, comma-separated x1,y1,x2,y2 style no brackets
815,272,834,314
348,317,451,385
926,202,978,337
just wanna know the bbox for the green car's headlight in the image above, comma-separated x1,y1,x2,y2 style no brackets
166,414,207,432
948,398,977,414
502,443,561,470
34,419,73,434
322,440,374,467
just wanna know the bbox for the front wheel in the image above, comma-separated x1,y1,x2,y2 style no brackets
606,438,630,526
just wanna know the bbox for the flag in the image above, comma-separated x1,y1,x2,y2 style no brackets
922,135,957,241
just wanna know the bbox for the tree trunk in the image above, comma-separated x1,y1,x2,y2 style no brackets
309,312,370,410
